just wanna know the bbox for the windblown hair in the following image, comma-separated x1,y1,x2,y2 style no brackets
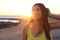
32,3,51,40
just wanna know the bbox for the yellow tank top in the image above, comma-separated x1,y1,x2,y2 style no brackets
27,27,47,40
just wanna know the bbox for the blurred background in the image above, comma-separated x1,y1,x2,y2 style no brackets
0,0,60,40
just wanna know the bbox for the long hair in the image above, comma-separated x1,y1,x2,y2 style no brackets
32,3,51,40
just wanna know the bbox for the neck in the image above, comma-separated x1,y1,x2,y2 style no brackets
31,18,44,36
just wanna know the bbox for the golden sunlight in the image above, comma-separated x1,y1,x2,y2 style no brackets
0,0,32,17
0,0,60,17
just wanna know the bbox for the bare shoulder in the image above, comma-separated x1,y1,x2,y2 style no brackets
22,24,29,40
23,24,29,31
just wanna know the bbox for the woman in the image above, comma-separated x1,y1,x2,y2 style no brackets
23,3,50,40
23,3,60,40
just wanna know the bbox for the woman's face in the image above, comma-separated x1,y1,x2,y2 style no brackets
32,5,42,19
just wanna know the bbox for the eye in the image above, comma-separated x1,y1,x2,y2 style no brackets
32,8,41,12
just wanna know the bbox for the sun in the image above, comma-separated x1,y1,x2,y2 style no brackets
20,11,32,17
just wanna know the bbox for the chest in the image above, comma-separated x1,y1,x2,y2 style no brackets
31,20,42,27
27,29,47,40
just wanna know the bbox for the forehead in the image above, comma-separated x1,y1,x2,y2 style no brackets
32,5,41,10
33,5,41,9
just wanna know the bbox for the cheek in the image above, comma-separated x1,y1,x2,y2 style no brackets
32,12,41,16
36,12,42,17
32,11,42,19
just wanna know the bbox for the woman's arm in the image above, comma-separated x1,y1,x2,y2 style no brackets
46,8,60,20
49,21,60,30
49,13,60,20
22,25,29,40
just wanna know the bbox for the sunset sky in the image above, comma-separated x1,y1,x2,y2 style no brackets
0,0,60,16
